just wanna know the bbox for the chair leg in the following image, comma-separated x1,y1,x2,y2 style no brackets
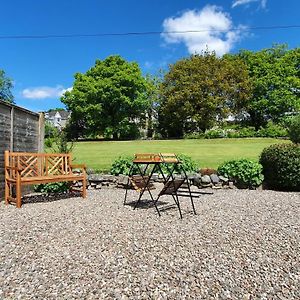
82,179,87,198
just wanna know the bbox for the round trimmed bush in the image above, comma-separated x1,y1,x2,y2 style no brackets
218,159,264,188
260,143,300,191
287,115,300,144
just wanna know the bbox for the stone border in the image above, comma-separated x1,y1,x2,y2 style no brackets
84,173,237,190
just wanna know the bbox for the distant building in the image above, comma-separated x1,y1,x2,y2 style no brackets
44,110,71,129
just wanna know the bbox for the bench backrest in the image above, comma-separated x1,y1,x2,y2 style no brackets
5,151,72,179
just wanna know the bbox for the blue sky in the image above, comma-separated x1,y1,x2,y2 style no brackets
1,0,299,112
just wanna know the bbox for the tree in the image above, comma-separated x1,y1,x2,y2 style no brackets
158,51,252,137
0,69,14,103
143,74,162,138
61,55,150,139
238,45,300,129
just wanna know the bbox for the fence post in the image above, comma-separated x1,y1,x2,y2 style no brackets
10,106,14,151
38,112,45,153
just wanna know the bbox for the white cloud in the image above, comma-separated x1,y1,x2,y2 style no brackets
232,0,267,8
22,85,72,99
162,5,244,56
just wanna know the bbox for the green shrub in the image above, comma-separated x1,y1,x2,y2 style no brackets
169,154,198,174
40,129,74,193
260,143,300,191
287,115,300,144
34,182,69,193
110,156,138,175
184,132,204,139
256,121,288,138
218,159,264,188
44,137,55,148
204,129,225,139
110,154,198,176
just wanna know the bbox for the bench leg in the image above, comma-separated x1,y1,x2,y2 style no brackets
16,182,22,208
5,180,10,205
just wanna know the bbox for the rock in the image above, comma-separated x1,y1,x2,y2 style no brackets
117,175,129,186
151,173,159,181
101,175,116,182
212,185,222,189
200,183,212,188
88,174,103,183
193,176,201,187
219,175,229,183
201,175,211,184
96,184,102,189
228,181,236,189
210,174,220,184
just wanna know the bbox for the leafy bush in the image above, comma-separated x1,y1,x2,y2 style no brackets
40,129,74,193
218,159,264,188
34,182,69,193
44,137,55,148
204,129,225,139
184,132,204,139
110,154,198,176
110,156,138,175
170,154,198,174
260,143,300,191
287,115,300,144
256,121,288,138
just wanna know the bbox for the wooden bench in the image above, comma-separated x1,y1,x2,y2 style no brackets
4,151,87,208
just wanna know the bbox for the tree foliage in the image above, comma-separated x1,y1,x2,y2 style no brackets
61,55,149,139
158,51,252,137
0,69,14,103
237,44,300,128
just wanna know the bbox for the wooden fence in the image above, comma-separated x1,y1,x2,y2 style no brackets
0,99,44,200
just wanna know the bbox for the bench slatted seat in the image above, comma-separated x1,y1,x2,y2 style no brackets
4,151,87,208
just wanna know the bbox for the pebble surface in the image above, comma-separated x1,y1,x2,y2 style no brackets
0,187,299,299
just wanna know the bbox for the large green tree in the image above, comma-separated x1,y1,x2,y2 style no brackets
237,45,300,128
61,55,149,139
0,69,14,103
158,52,252,137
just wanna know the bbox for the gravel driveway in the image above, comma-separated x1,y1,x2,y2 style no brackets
0,187,299,299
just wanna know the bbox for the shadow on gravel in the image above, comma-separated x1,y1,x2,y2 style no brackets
22,192,82,205
125,199,169,209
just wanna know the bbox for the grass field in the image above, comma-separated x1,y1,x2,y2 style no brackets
72,138,287,172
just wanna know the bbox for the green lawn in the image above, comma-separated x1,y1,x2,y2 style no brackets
72,138,288,172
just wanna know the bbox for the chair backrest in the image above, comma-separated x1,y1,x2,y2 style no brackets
159,153,179,164
5,151,72,179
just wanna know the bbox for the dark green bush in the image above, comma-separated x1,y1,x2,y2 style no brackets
260,143,300,191
218,159,264,188
287,115,300,144
34,182,69,193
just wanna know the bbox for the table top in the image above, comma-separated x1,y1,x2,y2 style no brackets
133,153,179,164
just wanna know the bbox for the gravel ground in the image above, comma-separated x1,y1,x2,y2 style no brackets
0,187,299,299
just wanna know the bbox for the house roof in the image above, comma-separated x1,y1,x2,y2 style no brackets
46,110,71,119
